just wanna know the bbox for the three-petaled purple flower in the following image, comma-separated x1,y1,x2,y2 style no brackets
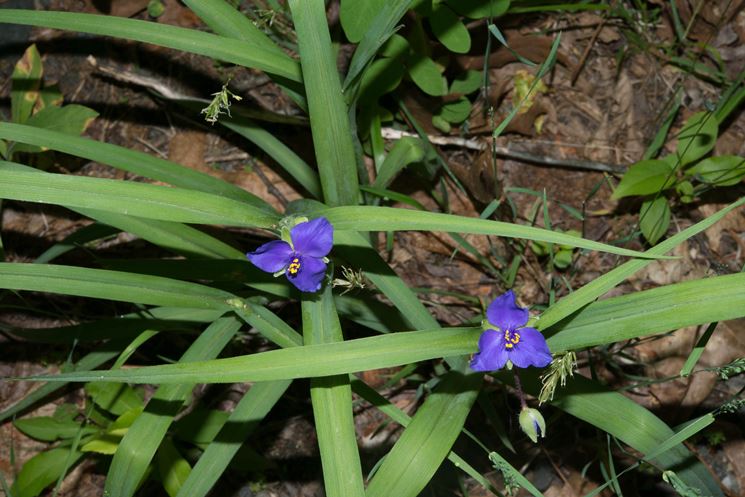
470,290,552,372
247,217,333,293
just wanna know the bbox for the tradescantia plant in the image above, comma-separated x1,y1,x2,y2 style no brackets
0,2,743,497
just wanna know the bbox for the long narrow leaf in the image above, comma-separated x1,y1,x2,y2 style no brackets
343,0,413,90
350,379,518,497
365,371,481,497
0,126,270,208
180,0,287,53
105,317,241,497
1,160,245,259
545,272,745,352
13,272,745,385
220,114,322,199
302,286,365,497
0,10,301,81
539,197,745,329
1,169,279,228
175,380,292,497
322,206,666,259
288,0,360,206
0,338,129,423
16,327,477,384
530,375,723,496
0,262,235,310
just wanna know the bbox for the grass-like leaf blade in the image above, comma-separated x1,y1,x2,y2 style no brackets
0,10,301,82
105,317,241,497
288,0,360,206
322,206,666,259
365,371,481,497
1,169,279,228
302,286,365,497
0,124,269,207
175,380,292,497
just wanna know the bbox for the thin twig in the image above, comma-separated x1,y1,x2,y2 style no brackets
380,128,626,173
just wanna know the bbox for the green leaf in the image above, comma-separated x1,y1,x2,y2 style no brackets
677,111,718,166
81,435,122,455
339,0,387,42
302,286,365,497
366,372,481,497
546,272,745,353
449,69,482,94
11,448,84,497
17,272,745,387
12,104,98,154
0,338,129,423
0,123,269,207
180,0,284,55
24,104,97,133
351,379,511,497
0,262,235,310
612,159,676,199
553,247,573,268
446,0,509,19
105,317,240,497
343,0,413,90
80,208,242,259
289,0,361,206
0,10,301,82
22,326,477,384
373,137,425,188
546,375,722,497
643,92,680,160
0,169,279,228
38,83,64,110
0,159,243,261
429,3,470,53
11,44,42,124
13,417,96,442
157,439,192,497
319,206,667,259
333,230,439,330
85,383,143,415
686,155,745,186
640,197,671,245
174,381,291,497
358,58,405,105
437,96,471,123
379,33,410,58
538,197,745,330
407,53,447,96
174,409,230,445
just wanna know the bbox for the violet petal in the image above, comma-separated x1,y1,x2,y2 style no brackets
247,240,292,273
486,290,529,331
470,329,509,372
291,217,334,258
287,255,327,292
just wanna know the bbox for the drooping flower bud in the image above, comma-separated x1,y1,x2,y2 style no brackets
518,407,546,443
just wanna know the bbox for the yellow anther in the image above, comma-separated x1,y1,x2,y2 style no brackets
504,330,521,348
287,257,301,275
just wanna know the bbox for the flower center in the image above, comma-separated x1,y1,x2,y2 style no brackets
287,256,301,276
504,330,520,349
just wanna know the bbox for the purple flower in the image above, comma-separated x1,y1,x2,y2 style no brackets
247,217,333,293
470,290,552,372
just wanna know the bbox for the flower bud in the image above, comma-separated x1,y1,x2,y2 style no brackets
518,407,546,443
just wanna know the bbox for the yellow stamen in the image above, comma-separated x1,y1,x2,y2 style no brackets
287,257,301,276
504,330,520,349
